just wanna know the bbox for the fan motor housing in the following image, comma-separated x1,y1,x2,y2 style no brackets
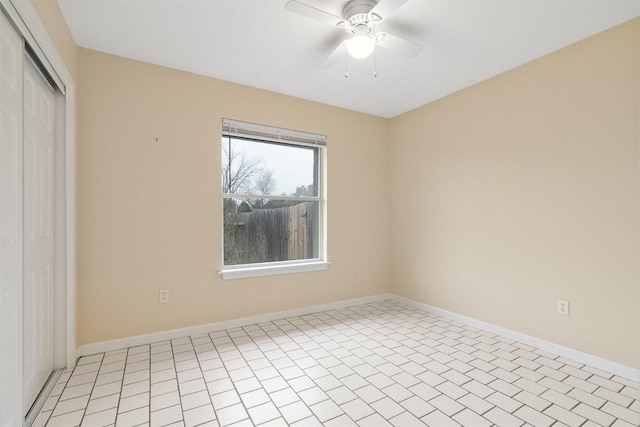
342,0,381,32
343,0,377,20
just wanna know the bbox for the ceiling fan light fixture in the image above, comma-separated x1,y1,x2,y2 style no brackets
347,33,376,59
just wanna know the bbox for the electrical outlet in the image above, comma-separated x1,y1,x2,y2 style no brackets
159,289,169,304
356,269,364,279
557,299,569,316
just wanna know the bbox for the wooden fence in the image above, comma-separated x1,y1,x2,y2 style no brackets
225,202,316,264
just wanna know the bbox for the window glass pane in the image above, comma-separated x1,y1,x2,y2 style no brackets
223,198,319,265
222,137,317,197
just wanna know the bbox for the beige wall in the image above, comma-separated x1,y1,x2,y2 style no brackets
76,48,391,345
31,0,77,78
390,18,640,368
38,0,638,368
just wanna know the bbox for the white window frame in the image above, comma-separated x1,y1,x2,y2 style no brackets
219,119,328,280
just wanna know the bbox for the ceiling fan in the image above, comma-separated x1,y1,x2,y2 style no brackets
285,0,423,66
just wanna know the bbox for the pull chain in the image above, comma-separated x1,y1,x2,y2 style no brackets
374,48,378,78
344,49,379,78
345,53,350,78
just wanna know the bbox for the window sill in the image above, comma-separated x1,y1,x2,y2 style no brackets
220,261,329,280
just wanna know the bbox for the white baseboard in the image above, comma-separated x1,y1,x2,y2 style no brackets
390,294,640,383
76,293,393,357
77,292,639,383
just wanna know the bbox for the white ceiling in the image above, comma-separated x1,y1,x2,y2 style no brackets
57,0,639,118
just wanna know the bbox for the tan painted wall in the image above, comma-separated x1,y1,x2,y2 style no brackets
30,0,77,78
390,19,640,368
76,48,391,345
39,0,638,368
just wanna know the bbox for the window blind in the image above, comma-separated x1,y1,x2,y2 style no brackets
222,118,326,147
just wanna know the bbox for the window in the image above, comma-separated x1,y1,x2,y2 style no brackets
220,119,327,279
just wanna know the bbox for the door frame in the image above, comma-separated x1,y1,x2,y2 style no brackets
1,0,76,371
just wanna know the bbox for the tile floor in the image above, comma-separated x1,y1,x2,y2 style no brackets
34,300,639,427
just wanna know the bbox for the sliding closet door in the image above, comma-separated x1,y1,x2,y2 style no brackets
0,9,24,426
22,53,56,414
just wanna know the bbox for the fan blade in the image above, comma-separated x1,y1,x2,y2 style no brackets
320,40,349,68
370,0,408,21
377,31,422,58
284,0,344,27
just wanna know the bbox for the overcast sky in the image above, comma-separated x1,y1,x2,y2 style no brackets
223,138,316,196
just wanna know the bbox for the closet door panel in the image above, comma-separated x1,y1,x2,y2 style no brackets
0,10,24,426
23,54,55,414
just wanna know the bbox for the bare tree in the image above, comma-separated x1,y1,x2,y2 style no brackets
253,169,275,208
222,144,264,264
222,144,262,194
